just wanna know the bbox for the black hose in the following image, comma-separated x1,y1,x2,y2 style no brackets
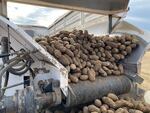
1,37,32,76
10,61,28,71
1,71,9,97
8,60,32,75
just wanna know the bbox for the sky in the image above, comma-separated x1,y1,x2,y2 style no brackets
125,0,150,30
7,0,150,30
7,2,69,27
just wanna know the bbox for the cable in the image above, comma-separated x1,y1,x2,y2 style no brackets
8,60,32,75
1,71,9,97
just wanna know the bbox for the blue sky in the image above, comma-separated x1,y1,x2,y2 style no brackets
125,0,150,30
7,0,150,30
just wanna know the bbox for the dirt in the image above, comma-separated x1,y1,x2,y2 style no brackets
141,51,150,90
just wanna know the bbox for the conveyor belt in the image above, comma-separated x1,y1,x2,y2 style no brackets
65,75,132,107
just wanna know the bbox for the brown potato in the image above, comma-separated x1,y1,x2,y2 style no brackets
102,97,116,108
69,75,79,83
54,49,62,58
80,75,89,81
65,49,74,57
107,110,114,113
94,99,102,107
59,55,70,66
107,93,119,101
83,106,89,113
88,68,96,81
88,105,100,112
100,105,108,113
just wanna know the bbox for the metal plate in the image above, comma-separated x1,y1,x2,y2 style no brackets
9,0,129,15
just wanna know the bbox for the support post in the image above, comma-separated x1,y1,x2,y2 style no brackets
108,14,112,34
0,0,7,17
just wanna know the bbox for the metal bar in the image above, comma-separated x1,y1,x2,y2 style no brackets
1,79,30,90
108,15,112,33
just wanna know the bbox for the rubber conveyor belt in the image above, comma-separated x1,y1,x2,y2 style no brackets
65,75,132,107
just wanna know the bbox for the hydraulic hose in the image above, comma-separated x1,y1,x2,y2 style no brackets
1,37,32,76
0,58,22,78
8,60,32,75
10,61,28,71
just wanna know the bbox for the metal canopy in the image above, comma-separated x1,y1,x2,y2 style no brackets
8,0,129,15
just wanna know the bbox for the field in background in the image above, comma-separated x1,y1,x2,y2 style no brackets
141,51,150,90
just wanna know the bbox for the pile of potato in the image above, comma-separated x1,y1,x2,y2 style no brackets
35,30,139,83
50,93,150,113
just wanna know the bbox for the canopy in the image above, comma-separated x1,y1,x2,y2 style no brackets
9,0,129,15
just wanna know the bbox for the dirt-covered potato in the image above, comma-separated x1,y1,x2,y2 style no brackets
94,99,102,108
36,30,139,83
69,75,79,83
88,68,96,81
88,105,100,112
102,97,116,108
107,93,119,101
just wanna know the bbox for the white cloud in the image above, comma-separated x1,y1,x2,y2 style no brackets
7,2,69,27
126,16,150,23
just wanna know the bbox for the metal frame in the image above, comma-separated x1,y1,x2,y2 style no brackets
0,16,68,96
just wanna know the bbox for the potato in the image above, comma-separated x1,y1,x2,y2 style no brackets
100,105,107,113
107,93,119,101
115,99,134,108
126,46,132,54
119,45,126,50
99,47,105,52
72,57,79,66
82,68,88,75
80,75,89,81
46,45,54,54
59,55,70,66
94,99,102,107
115,108,124,113
54,49,62,58
65,49,74,57
72,73,81,78
89,55,99,60
112,48,119,54
107,110,114,113
103,66,112,75
112,70,121,75
99,68,107,77
105,50,112,59
88,105,100,112
88,68,96,81
69,75,79,83
102,97,116,108
105,41,118,48
128,109,143,113
102,62,111,67
105,46,112,50
70,64,76,70
94,64,101,71
38,40,49,46
113,54,121,60
37,30,139,84
64,54,73,64
83,106,90,113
